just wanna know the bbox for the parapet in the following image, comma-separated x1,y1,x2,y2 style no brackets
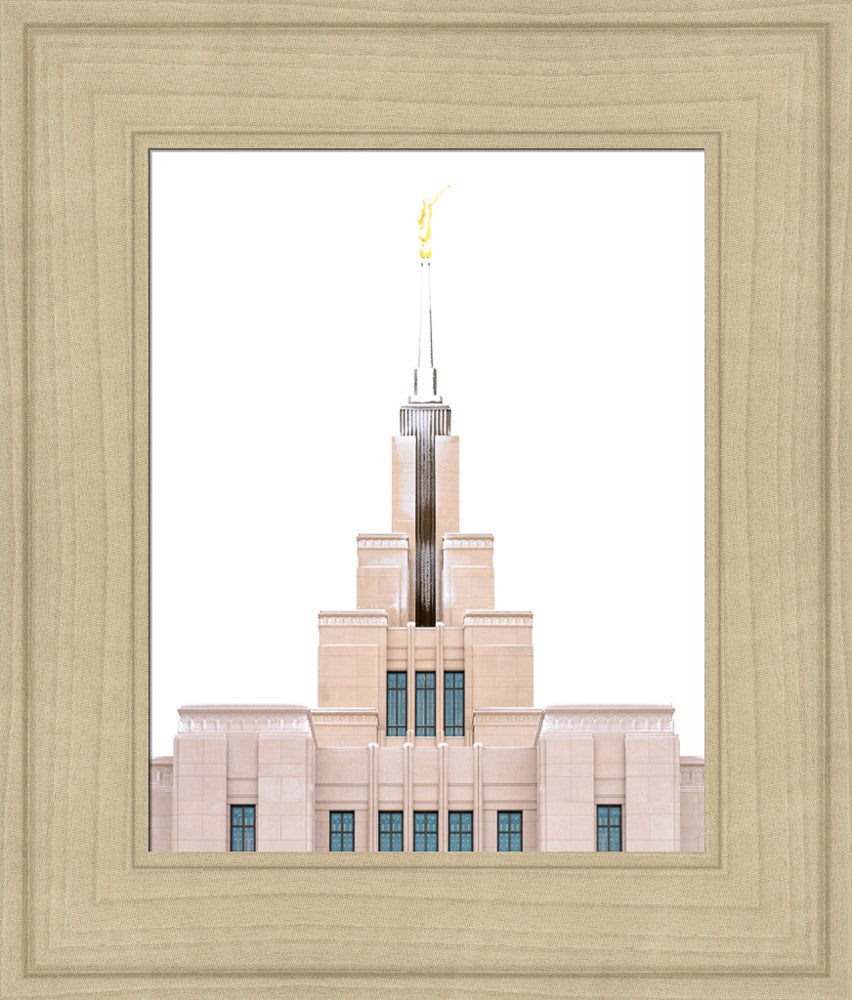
177,705,314,737
540,705,676,734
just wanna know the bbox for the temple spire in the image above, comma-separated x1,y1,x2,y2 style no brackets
410,262,441,403
409,185,449,404
400,186,452,625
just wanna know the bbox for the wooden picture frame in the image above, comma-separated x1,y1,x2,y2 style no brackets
0,2,846,997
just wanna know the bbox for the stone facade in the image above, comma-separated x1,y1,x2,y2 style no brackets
150,422,704,853
150,260,704,852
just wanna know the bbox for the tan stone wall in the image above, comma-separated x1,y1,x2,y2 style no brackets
315,746,374,852
154,417,706,853
441,534,494,627
312,709,380,748
391,435,415,614
157,719,703,853
226,733,259,805
679,757,705,852
536,708,693,852
356,535,409,626
311,743,538,853
434,435,459,621
446,746,476,844
472,708,542,747
465,613,534,710
536,732,596,851
624,733,681,851
173,734,228,851
148,758,173,852
594,732,626,805
481,747,538,851
317,612,388,710
257,732,315,851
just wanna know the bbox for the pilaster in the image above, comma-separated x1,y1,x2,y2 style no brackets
438,742,448,851
436,622,445,740
473,742,483,852
403,741,414,852
368,742,378,852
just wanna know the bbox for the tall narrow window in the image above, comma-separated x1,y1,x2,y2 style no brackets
413,811,438,851
415,671,436,736
329,810,354,852
230,804,256,851
448,811,473,852
387,671,407,736
379,811,403,851
444,671,464,736
497,810,522,852
597,805,622,851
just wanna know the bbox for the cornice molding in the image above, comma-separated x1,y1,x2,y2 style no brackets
464,611,533,625
177,706,312,734
680,762,706,785
318,610,389,626
357,534,409,549
312,709,380,726
148,761,173,785
474,708,543,724
443,533,494,548
541,706,676,733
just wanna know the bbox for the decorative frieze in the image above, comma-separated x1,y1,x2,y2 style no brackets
443,534,494,549
541,706,675,733
149,760,173,785
473,709,542,726
318,610,388,626
357,534,409,549
178,707,312,734
680,764,705,785
312,710,380,727
464,611,533,626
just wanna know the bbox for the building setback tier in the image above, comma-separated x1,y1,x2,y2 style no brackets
150,705,704,852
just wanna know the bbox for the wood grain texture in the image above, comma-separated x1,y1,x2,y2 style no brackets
0,0,847,997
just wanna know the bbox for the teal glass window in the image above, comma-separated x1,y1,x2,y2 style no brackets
497,810,522,852
330,810,354,852
444,671,464,737
415,672,436,736
597,805,622,851
413,811,438,851
448,811,473,851
387,671,407,736
379,811,403,851
230,804,255,851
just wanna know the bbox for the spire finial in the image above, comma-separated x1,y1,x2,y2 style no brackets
410,186,450,403
417,185,450,260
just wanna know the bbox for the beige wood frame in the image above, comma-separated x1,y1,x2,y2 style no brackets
0,1,848,997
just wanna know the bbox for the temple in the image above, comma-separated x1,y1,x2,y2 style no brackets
150,196,704,853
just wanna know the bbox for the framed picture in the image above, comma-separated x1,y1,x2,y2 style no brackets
1,2,844,998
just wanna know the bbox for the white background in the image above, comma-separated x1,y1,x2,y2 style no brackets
150,149,705,758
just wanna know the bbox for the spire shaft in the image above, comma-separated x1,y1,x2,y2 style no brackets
418,260,432,369
402,189,451,625
410,262,442,403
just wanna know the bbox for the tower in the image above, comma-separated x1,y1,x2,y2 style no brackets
401,186,452,626
400,259,451,626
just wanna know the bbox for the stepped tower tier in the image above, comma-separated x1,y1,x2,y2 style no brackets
319,248,532,736
396,402,454,627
